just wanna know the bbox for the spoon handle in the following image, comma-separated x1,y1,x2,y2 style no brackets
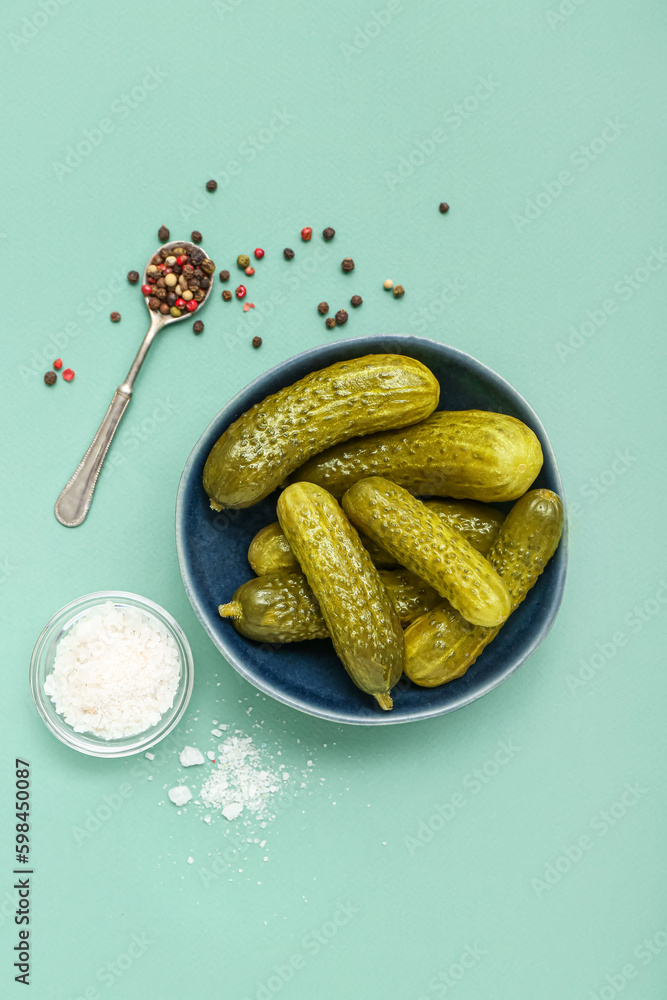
54,387,132,527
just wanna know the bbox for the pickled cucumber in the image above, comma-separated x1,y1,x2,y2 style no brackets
404,489,564,687
342,477,511,627
276,482,404,710
203,354,440,510
291,410,543,503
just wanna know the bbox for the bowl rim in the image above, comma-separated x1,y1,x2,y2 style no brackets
30,590,194,756
175,333,568,725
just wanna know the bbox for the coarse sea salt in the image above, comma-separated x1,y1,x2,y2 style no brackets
199,734,280,822
43,601,180,740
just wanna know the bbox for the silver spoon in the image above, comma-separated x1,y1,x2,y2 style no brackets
54,240,215,527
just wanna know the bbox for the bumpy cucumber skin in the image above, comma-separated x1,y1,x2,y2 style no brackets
342,477,511,628
220,568,442,643
277,482,404,709
247,501,504,575
203,354,440,510
404,489,564,687
291,410,544,503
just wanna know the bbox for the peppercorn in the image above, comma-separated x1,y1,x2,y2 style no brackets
110,311,121,322
194,289,206,302
183,264,194,278
323,227,335,241
237,254,250,270
44,370,57,386
283,248,295,259
222,289,233,301
165,273,177,288
148,297,160,310
245,266,255,276
254,248,265,259
193,267,204,278
191,230,203,243
127,270,139,284
193,320,204,334
172,247,185,256
200,277,210,289
141,284,152,295
62,368,75,381
350,295,363,307
252,336,262,348
439,202,449,213
393,284,405,298
158,225,170,241
167,293,177,306
155,287,167,300
53,358,62,370
325,317,336,329
206,179,217,192
317,302,329,315
341,258,355,272
186,300,198,312
156,277,166,288
159,303,170,315
301,227,313,241
219,269,230,282
236,285,246,299
170,306,182,317
383,279,393,290
335,309,348,325
165,255,177,266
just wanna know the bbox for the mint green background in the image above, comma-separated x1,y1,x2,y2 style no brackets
1,1,666,997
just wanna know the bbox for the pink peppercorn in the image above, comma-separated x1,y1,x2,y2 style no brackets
254,248,265,259
236,285,246,299
301,227,313,241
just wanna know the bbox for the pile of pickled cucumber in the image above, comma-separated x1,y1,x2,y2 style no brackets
204,354,563,711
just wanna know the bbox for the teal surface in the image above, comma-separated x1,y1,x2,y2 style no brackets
1,1,666,997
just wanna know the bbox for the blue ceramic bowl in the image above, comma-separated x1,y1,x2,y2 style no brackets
176,335,567,725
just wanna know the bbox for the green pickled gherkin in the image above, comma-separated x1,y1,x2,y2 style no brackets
203,354,440,510
342,477,511,628
218,567,442,643
247,520,396,575
404,489,564,687
277,482,404,710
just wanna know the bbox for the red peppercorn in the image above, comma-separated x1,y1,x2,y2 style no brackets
245,266,255,276
236,285,246,299
53,358,63,370
62,368,75,382
254,248,265,259
301,227,313,241
185,300,198,312
176,255,187,265
175,298,186,308
141,284,152,295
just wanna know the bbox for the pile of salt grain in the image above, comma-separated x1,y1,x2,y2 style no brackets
200,735,281,822
44,601,180,740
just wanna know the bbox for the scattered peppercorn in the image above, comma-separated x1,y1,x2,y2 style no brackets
317,302,329,315
62,368,75,381
206,179,217,192
127,270,139,284
219,269,230,282
193,321,204,334
237,254,250,270
335,309,348,325
110,311,121,322
341,258,355,272
222,290,232,301
439,202,449,213
158,225,170,241
393,284,405,298
283,248,295,259
191,231,203,243
245,266,255,276
252,336,262,348
254,248,265,259
53,358,63,370
383,279,394,290
350,295,363,307
301,227,313,241
236,285,246,299
44,371,57,386
325,317,336,329
323,227,335,241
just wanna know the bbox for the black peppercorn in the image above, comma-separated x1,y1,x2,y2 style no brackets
148,297,160,311
283,248,295,260
206,179,217,192
393,284,405,298
219,269,230,282
158,225,170,241
323,227,335,241
110,311,121,322
191,230,203,243
193,320,204,334
252,336,262,348
325,317,336,329
155,287,167,300
172,264,182,275
335,309,348,324
199,277,210,290
194,289,205,302
127,270,139,284
167,293,177,306
222,289,232,301
341,258,354,272
317,302,329,315
350,295,363,307
44,370,57,385
439,202,449,213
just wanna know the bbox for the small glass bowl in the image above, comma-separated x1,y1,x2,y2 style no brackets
30,591,194,758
